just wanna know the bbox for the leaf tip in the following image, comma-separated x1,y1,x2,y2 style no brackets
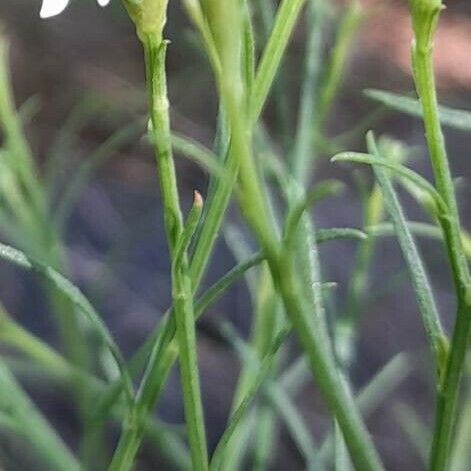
193,190,204,208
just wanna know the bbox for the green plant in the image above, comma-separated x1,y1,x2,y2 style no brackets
0,0,470,469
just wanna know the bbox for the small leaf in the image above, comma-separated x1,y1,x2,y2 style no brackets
365,89,471,133
364,133,447,367
284,179,345,247
332,151,447,215
315,228,367,244
172,133,226,177
367,221,444,241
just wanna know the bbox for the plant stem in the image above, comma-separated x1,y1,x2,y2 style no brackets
412,49,468,290
219,25,383,471
173,260,209,470
129,0,308,424
172,195,208,471
272,253,383,471
409,4,471,469
431,303,471,471
144,37,183,253
110,35,208,471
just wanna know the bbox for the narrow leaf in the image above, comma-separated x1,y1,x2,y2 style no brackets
0,242,134,402
0,359,81,471
365,133,447,367
365,89,471,132
210,327,290,471
316,228,367,244
332,151,447,215
250,0,307,122
172,133,225,177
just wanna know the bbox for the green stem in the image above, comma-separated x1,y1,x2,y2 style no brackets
189,150,238,287
172,196,208,471
173,261,208,470
409,5,471,469
250,0,307,124
144,37,183,252
412,47,468,290
109,35,192,471
221,26,383,471
257,0,292,150
109,1,318,466
272,254,383,471
431,302,471,471
129,0,308,423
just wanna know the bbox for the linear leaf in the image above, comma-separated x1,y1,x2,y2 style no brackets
395,403,429,464
250,0,307,122
332,151,447,215
365,133,447,367
0,359,81,471
365,89,471,132
210,327,290,471
367,221,442,241
220,322,321,470
0,242,134,402
172,133,225,176
316,228,367,244
284,180,345,247
318,353,413,465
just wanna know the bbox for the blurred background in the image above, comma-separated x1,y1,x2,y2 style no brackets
0,0,470,469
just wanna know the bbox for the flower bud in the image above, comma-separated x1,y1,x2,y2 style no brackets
123,0,170,41
409,0,444,50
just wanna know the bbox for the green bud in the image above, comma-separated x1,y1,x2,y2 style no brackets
409,0,444,50
123,0,170,41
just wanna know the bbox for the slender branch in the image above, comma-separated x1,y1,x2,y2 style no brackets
408,2,471,469
109,31,193,471
172,193,208,471
212,3,383,467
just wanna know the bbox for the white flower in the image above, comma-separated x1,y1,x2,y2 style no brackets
40,0,111,18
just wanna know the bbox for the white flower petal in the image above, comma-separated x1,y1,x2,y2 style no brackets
40,0,70,18
97,0,111,6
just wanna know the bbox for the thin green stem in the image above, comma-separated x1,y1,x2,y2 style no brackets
144,38,183,252
216,11,382,468
409,3,471,469
412,47,468,292
273,254,383,471
109,34,197,471
257,0,292,150
134,0,308,418
172,195,208,471
431,303,471,471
